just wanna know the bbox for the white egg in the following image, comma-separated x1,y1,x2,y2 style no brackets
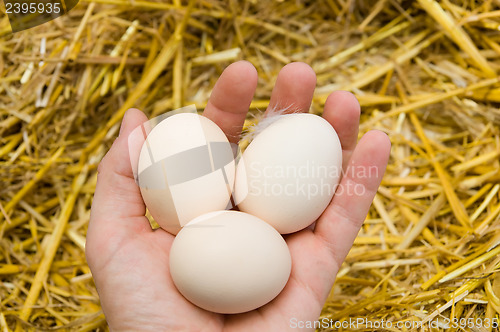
169,210,291,314
137,113,235,235
234,113,342,234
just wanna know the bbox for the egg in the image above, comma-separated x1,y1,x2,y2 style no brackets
137,113,235,235
169,210,291,314
234,113,342,234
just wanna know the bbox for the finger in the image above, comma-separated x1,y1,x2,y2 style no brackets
265,62,316,115
202,61,258,143
322,91,360,170
88,108,151,242
314,130,391,266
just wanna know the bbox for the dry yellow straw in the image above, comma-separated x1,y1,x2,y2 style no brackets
475,203,500,235
421,290,468,325
314,18,410,73
2,1,500,329
396,193,446,250
470,184,500,223
451,150,500,173
81,0,178,10
409,113,471,229
360,76,500,130
421,240,497,290
84,0,195,154
17,165,89,328
417,0,496,77
0,147,64,221
372,194,399,235
4,198,59,232
343,32,442,91
439,246,500,283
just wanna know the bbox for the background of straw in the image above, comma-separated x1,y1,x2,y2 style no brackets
1,0,500,331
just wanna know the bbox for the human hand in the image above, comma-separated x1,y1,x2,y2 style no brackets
85,61,391,331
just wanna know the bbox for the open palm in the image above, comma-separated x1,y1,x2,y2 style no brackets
85,61,391,331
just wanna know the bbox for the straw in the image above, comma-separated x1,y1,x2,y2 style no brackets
1,0,500,330
417,0,496,77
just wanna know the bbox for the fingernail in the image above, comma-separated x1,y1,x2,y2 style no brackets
119,109,130,137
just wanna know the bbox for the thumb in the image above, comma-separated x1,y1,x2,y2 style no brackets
87,108,152,254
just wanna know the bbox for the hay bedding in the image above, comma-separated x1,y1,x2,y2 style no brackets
0,0,500,330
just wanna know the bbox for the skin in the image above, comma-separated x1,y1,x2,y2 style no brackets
86,61,391,331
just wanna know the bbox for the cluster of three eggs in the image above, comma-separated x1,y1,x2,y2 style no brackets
137,111,342,314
